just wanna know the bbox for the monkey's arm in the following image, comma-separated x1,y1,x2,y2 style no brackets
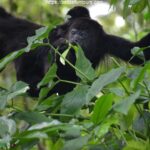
136,33,150,60
106,33,150,64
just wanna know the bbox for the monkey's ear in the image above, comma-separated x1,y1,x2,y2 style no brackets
65,15,71,22
0,7,11,18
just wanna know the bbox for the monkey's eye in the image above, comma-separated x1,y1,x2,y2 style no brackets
78,32,84,36
65,15,72,21
78,31,88,38
71,29,77,35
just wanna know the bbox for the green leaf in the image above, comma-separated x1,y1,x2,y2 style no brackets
39,87,51,100
0,49,24,71
94,115,119,138
123,140,147,150
74,45,96,81
53,139,64,150
131,63,150,90
144,12,150,20
0,81,29,109
131,47,145,61
110,0,118,5
91,94,113,124
62,136,90,150
22,132,48,139
37,95,63,111
0,117,16,137
64,126,81,139
109,88,125,97
61,85,89,114
123,0,130,17
121,107,135,129
27,120,62,131
113,91,140,115
38,63,57,88
15,111,51,124
35,26,50,39
129,0,141,5
133,111,150,134
8,81,29,100
0,90,9,109
0,117,16,148
86,67,125,103
25,26,50,52
131,0,146,13
60,48,70,65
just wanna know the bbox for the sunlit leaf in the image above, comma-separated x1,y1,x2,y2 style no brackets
123,140,147,150
91,94,113,124
60,48,70,65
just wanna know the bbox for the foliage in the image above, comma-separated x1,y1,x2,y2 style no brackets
110,0,150,16
0,0,150,150
0,24,149,150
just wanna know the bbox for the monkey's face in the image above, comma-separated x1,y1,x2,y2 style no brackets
67,18,104,62
68,28,88,44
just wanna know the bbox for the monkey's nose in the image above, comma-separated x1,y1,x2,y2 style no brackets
70,38,81,45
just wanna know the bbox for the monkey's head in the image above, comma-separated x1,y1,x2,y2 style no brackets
66,6,90,20
66,18,106,67
50,7,90,44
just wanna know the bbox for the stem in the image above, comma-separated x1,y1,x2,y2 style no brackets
48,113,74,118
47,113,89,120
118,79,130,95
49,44,91,81
143,81,150,98
135,104,150,135
110,57,121,67
59,79,82,86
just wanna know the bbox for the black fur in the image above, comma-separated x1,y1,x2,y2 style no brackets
0,7,11,18
49,6,90,43
0,6,150,97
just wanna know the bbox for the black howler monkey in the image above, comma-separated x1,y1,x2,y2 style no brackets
0,6,150,97
56,14,150,66
49,17,150,96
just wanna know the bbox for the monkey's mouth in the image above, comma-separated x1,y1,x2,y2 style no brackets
69,39,79,45
69,36,88,47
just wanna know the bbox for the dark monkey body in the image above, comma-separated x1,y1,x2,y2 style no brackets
0,6,149,96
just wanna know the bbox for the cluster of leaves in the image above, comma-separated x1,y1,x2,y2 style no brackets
0,25,150,150
110,0,150,17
